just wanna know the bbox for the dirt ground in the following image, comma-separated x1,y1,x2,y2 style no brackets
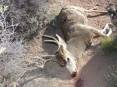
24,0,117,87
0,0,117,87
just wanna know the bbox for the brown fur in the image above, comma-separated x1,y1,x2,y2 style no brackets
58,6,108,58
43,6,112,75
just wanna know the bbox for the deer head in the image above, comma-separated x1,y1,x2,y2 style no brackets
43,34,77,77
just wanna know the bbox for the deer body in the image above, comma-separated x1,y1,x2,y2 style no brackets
58,6,99,58
43,5,112,77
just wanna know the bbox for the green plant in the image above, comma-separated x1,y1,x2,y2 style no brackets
101,37,117,53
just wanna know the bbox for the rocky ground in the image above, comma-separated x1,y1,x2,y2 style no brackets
0,0,117,87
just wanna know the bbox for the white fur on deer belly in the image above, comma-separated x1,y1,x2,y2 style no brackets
67,39,86,59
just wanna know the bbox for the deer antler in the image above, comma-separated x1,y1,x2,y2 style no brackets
43,34,67,52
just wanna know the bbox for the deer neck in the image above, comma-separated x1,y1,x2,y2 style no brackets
67,37,87,59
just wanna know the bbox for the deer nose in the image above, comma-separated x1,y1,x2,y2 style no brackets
71,71,77,77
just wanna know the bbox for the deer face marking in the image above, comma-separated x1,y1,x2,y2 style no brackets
43,34,77,77
56,46,77,77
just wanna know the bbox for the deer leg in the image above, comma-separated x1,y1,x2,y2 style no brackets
87,7,107,13
85,6,108,17
78,23,112,37
68,6,107,14
100,23,113,36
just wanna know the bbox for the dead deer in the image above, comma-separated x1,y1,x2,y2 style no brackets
43,5,112,77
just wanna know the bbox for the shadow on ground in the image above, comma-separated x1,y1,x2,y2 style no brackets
75,45,117,87
42,17,64,55
18,60,71,87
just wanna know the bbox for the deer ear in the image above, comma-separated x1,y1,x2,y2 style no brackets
55,45,64,55
59,46,65,55
56,46,66,67
55,46,67,67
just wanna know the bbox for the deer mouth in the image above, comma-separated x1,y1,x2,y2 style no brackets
71,71,77,77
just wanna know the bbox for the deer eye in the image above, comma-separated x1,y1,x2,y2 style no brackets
67,58,70,62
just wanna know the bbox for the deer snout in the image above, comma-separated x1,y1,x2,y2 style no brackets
71,71,77,77
66,57,77,77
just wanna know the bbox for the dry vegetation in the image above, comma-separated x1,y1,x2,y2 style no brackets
0,0,117,87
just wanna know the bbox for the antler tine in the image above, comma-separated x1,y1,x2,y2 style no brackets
56,34,67,48
43,35,58,43
44,40,58,44
43,34,61,52
43,35,57,41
